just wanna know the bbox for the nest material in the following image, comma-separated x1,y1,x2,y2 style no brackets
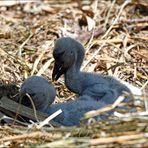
0,0,148,147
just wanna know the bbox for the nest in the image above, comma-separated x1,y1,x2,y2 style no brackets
0,0,147,147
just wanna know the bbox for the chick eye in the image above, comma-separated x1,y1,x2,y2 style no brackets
53,51,65,60
70,51,73,55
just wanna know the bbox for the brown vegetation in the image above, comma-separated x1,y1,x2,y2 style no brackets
0,0,148,147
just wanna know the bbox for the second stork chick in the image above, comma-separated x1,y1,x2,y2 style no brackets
20,76,56,112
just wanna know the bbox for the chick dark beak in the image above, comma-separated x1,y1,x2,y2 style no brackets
52,62,67,81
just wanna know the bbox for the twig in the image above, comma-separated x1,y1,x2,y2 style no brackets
85,0,98,54
81,37,109,70
83,93,131,120
114,111,148,121
102,0,131,39
119,17,148,24
37,109,62,129
25,93,39,122
104,0,116,27
141,80,148,91
90,133,148,145
0,115,29,126
13,93,40,125
0,131,58,143
18,33,33,56
31,49,46,75
37,58,54,76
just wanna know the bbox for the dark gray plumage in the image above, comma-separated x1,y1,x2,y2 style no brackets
19,76,108,126
44,95,107,126
52,37,131,104
19,76,56,111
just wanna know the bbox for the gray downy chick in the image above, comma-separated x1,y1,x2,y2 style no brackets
20,76,56,112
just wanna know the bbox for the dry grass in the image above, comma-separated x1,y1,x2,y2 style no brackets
0,0,148,147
